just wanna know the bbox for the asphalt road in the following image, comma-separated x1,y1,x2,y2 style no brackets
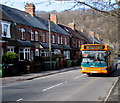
2,68,119,102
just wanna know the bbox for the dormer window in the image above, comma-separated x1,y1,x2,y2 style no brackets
1,22,11,38
21,28,25,40
31,30,34,41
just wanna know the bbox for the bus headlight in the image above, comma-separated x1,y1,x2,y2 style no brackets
82,68,86,70
102,68,107,70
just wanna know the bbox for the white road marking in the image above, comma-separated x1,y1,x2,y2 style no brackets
43,83,63,91
74,74,85,79
64,81,68,83
16,98,23,101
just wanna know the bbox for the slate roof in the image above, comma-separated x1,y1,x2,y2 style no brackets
58,24,85,40
0,8,12,22
75,30,92,43
0,4,48,30
34,16,69,35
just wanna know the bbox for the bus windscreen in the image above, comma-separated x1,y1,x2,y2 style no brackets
82,51,108,63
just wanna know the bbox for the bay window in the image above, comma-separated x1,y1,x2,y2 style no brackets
7,46,14,52
19,48,30,61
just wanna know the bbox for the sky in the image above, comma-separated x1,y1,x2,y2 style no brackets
0,0,79,12
0,0,117,12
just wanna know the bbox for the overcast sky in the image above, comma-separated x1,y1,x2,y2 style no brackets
0,0,117,12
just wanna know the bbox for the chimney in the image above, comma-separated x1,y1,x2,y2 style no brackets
68,23,75,30
88,31,94,37
80,29,84,32
25,3,35,16
96,34,101,40
50,14,57,23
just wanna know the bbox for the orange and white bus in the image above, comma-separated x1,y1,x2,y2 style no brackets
80,44,117,76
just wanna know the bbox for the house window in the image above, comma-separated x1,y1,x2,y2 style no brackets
40,49,49,57
61,36,63,44
35,31,39,41
7,46,14,52
43,33,46,42
65,37,68,45
31,31,34,41
35,49,39,56
21,28,25,40
1,22,11,38
64,51,70,59
58,36,61,44
19,48,30,61
52,35,55,43
54,49,61,54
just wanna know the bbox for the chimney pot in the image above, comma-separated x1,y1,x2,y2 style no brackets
68,23,75,30
50,14,57,23
25,3,35,16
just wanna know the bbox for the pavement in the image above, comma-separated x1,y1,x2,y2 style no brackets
2,66,80,86
1,66,120,102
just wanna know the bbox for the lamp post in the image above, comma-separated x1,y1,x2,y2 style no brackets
48,14,52,70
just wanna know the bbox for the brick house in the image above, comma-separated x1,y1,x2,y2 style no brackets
58,23,85,65
0,3,71,72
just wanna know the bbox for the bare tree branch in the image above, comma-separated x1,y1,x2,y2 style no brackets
74,0,119,18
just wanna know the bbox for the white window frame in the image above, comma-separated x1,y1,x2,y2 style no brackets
65,37,67,45
61,36,63,44
64,51,70,59
7,46,14,53
40,49,49,57
35,49,39,56
21,28,25,40
31,31,34,41
19,48,30,61
52,35,55,43
1,21,11,38
54,49,61,54
42,33,46,42
58,36,61,44
35,31,39,41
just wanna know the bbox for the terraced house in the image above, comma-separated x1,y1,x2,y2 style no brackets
0,3,103,74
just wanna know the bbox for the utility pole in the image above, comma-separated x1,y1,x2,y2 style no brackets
48,14,52,70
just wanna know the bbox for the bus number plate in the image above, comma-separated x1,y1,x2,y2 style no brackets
91,71,97,73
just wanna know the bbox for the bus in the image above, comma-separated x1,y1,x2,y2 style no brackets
80,44,117,76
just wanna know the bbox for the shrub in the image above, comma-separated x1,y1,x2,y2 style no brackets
2,52,18,64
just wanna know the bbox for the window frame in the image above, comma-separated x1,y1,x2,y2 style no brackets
1,21,11,38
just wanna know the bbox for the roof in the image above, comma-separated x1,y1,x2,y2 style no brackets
17,39,34,47
0,8,12,22
1,4,48,30
58,24,84,40
76,30,104,44
7,39,20,46
34,16,69,35
40,42,49,49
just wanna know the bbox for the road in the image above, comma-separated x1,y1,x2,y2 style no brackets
2,68,119,102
